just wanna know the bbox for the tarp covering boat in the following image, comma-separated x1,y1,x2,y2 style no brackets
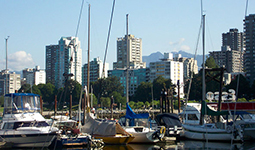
80,112,130,136
155,113,182,128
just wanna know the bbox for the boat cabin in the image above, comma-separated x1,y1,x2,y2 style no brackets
3,93,41,115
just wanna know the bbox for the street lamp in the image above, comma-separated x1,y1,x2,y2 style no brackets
5,36,10,95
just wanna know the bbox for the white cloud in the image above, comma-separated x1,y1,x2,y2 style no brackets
8,51,35,71
169,38,185,46
180,45,191,51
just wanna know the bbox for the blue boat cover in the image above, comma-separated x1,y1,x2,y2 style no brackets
125,102,149,119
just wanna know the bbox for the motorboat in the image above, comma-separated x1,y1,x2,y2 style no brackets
48,115,104,148
0,93,58,148
228,111,255,140
155,113,183,137
118,103,165,143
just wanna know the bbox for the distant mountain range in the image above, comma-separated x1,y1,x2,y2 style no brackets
142,50,205,68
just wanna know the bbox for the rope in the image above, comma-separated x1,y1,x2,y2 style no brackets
184,18,202,114
230,0,249,145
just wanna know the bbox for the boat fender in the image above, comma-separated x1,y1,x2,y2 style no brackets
159,126,166,140
160,126,166,135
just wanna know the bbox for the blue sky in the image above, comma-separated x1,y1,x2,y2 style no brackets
0,0,254,71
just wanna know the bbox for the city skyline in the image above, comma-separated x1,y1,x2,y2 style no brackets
0,0,254,71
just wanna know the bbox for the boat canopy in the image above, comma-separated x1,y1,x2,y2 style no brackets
201,100,229,116
125,102,149,119
4,93,41,114
155,113,182,128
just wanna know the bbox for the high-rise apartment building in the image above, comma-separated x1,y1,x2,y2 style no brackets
222,28,244,52
244,14,255,82
46,37,82,89
209,28,244,73
46,45,58,85
210,46,243,73
113,34,146,69
82,57,109,88
22,66,45,86
108,68,149,96
0,70,21,95
174,54,198,81
149,53,184,98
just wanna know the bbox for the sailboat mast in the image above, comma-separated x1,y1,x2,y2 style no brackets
126,14,129,103
200,14,206,125
202,14,206,103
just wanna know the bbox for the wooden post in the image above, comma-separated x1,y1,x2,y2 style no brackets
54,95,57,115
177,80,180,113
40,96,43,115
164,90,167,113
111,96,113,119
69,94,72,119
167,89,170,113
170,88,174,113
160,96,162,113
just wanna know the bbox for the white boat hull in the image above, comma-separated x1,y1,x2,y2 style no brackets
182,124,240,141
124,126,165,143
0,133,56,147
129,131,158,143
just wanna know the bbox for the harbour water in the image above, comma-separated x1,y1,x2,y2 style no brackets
4,140,255,150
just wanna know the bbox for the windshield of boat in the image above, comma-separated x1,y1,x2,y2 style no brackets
4,95,40,114
55,121,76,128
2,121,49,130
126,118,149,127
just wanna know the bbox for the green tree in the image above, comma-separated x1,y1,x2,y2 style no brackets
89,93,98,108
225,74,251,100
0,96,4,107
153,76,175,100
56,80,82,110
100,97,111,108
111,91,126,107
91,76,124,106
37,83,56,104
133,82,152,102
152,100,159,109
129,101,135,109
205,56,219,68
187,56,221,101
31,85,42,95
145,101,150,108
136,101,144,109
18,84,32,93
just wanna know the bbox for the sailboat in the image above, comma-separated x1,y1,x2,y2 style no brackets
78,2,134,145
181,15,243,142
118,103,165,143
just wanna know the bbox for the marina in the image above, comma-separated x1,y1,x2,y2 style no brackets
1,0,255,149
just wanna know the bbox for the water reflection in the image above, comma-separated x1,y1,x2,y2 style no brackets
3,140,255,150
101,141,255,150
